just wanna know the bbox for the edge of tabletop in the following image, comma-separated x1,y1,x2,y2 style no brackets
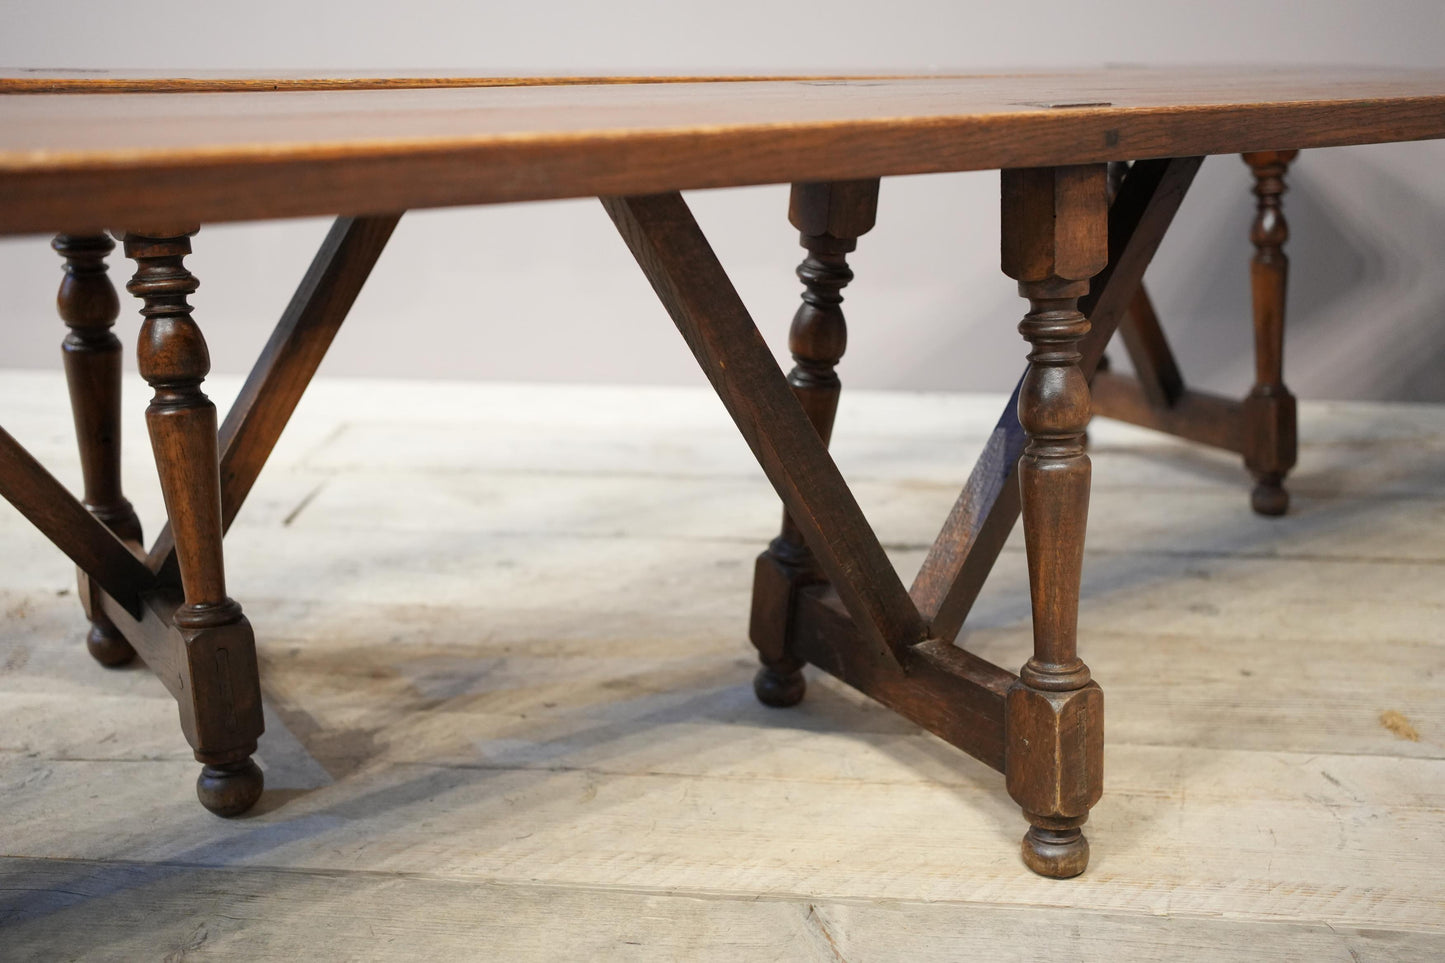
3,80,1445,236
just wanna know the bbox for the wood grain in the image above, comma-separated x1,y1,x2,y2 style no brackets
751,179,878,707
0,424,154,611
602,192,924,659
3,68,1444,233
147,214,400,580
2,374,1442,955
4,857,1440,962
910,156,1203,641
1091,369,1245,452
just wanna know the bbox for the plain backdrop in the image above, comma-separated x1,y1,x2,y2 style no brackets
3,1,1445,401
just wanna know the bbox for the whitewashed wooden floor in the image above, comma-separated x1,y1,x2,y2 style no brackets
1,371,1442,961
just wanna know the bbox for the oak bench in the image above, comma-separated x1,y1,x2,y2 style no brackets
3,67,1443,877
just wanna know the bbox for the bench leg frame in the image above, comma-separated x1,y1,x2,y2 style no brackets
4,159,1211,862
0,215,399,816
605,155,1202,876
1092,152,1299,515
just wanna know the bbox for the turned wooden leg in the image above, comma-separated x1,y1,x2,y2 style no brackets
1000,166,1107,878
54,233,145,667
123,229,264,817
1242,150,1299,516
750,179,880,707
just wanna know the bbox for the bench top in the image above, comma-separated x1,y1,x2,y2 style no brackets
3,66,1444,235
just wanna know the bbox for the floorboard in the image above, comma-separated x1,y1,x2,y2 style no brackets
1,372,1441,959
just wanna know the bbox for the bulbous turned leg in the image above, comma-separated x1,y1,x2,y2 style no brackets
748,180,879,707
1001,165,1109,878
53,232,145,667
1242,150,1299,516
124,228,266,817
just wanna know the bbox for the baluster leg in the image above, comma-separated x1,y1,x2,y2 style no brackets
750,179,879,706
1001,166,1108,878
54,233,144,666
1242,150,1299,516
123,229,264,816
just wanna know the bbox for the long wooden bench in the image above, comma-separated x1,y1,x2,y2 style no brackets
2,67,1442,877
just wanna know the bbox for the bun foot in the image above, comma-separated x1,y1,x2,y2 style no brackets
753,664,805,708
1021,825,1090,879
86,619,136,668
1251,478,1289,517
196,758,264,817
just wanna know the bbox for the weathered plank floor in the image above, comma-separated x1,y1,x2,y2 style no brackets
1,371,1441,961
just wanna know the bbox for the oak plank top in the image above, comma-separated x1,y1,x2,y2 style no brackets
2,66,1444,235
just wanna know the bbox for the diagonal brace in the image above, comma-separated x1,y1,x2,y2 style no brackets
148,214,401,578
1117,285,1185,408
910,155,1204,642
0,425,153,613
603,192,925,661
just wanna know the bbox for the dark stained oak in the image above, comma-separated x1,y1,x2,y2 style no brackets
4,68,1445,234
122,229,264,817
0,424,155,612
910,156,1204,642
53,232,145,665
1090,369,1245,453
1000,164,1109,879
2,67,1438,872
602,192,926,661
751,179,879,708
791,588,1014,771
1116,288,1184,409
1086,152,1301,514
147,214,400,580
1242,150,1299,516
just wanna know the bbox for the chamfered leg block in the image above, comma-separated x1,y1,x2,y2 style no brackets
54,232,144,667
123,228,265,817
750,179,880,707
1000,165,1109,878
1242,150,1299,516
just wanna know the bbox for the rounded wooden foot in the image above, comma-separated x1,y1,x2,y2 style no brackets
1021,825,1090,878
1251,477,1289,516
196,758,264,817
753,664,805,708
85,619,136,668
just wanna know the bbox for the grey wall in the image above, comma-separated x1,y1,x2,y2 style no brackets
3,1,1445,400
